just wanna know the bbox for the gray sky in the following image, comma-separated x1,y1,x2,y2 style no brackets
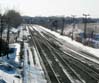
0,0,99,17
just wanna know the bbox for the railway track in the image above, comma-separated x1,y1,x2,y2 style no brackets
35,37,72,83
28,25,99,83
35,26,99,71
39,28,99,82
35,37,85,83
40,31,99,79
29,29,61,83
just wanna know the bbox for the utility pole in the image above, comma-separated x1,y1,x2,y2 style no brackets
0,16,6,39
83,14,90,39
0,14,1,57
0,16,6,57
6,17,10,59
71,15,76,40
0,15,1,38
7,24,10,44
0,14,3,39
61,17,65,35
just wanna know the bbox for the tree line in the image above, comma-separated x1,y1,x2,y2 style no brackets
23,16,99,29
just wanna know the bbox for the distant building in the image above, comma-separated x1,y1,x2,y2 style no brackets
79,32,99,40
79,32,99,48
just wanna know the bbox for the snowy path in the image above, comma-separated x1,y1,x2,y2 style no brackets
23,25,47,83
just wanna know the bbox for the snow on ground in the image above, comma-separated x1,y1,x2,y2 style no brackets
34,25,99,58
0,43,22,83
18,25,30,41
11,27,18,33
23,26,46,83
24,42,47,83
0,26,23,83
33,26,46,38
31,47,47,83
0,69,21,83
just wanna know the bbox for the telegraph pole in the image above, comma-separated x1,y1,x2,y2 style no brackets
0,14,3,39
0,14,1,38
61,17,65,35
6,17,10,59
0,14,1,57
0,16,6,39
83,14,90,39
71,15,76,40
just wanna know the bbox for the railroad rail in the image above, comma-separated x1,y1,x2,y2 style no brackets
28,25,99,83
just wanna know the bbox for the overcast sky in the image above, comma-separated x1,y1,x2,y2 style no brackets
0,0,99,17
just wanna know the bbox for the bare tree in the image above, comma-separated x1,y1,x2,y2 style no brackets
4,10,22,28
